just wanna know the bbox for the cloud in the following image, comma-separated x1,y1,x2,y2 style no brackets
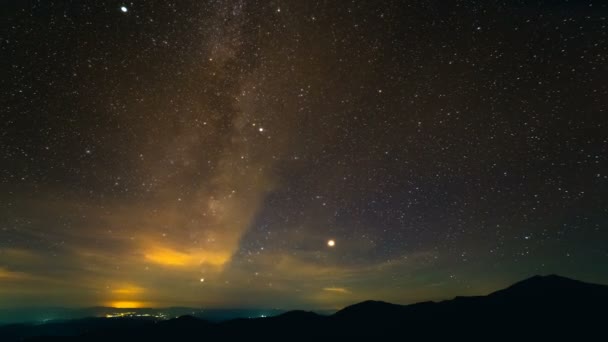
144,246,230,268
0,267,32,280
110,285,145,296
323,287,351,294
104,301,151,309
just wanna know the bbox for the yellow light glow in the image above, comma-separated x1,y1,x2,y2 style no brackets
323,287,350,294
108,301,144,309
327,239,335,247
111,286,144,295
144,246,230,267
145,248,191,266
0,267,27,280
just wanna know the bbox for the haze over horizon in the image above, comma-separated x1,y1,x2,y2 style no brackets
2,0,607,312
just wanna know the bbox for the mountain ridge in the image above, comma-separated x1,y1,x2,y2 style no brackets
2,274,607,341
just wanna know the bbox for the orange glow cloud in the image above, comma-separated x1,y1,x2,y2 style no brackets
144,246,230,268
111,285,145,295
323,287,351,294
107,301,147,309
145,247,192,266
0,267,29,280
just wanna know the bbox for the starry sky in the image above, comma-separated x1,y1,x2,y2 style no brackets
1,0,607,310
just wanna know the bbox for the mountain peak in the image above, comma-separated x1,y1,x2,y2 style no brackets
488,274,608,300
519,274,574,284
338,300,396,311
333,300,404,319
528,273,568,280
510,274,583,287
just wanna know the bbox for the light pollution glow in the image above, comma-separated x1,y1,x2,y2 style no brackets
107,301,147,309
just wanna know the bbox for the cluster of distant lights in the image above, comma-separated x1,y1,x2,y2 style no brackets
103,311,273,320
105,312,167,319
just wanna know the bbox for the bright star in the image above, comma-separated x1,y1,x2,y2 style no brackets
120,6,128,13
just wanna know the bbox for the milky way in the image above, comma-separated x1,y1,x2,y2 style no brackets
1,0,607,310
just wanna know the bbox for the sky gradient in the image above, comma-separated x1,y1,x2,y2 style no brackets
2,0,607,310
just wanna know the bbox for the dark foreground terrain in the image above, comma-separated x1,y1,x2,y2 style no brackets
2,275,607,341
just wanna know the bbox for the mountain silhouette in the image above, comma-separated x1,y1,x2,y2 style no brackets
489,274,608,300
2,274,606,341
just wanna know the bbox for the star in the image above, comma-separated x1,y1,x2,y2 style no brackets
2,0,605,316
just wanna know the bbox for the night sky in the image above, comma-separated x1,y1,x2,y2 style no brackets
2,0,607,310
